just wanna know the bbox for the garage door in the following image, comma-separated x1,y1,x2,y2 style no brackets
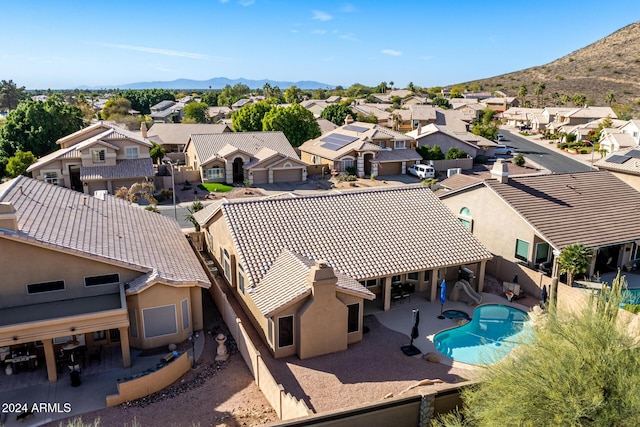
273,168,302,183
377,162,401,176
252,170,268,185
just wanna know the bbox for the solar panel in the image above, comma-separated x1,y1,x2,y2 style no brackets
607,155,630,164
320,133,358,150
626,149,640,159
343,124,369,133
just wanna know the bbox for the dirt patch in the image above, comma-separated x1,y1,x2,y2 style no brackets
47,291,277,427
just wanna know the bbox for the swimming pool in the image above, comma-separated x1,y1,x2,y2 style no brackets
434,304,530,365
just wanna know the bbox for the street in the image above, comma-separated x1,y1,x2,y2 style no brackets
499,129,593,173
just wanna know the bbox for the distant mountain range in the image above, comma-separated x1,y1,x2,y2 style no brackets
78,77,334,91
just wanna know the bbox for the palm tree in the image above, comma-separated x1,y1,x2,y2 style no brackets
185,200,204,231
605,92,616,106
517,84,528,106
557,243,592,286
115,182,157,206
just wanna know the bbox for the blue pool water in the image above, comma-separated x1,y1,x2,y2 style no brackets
434,304,531,365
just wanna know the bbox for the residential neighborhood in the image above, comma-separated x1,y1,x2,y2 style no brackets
2,11,640,426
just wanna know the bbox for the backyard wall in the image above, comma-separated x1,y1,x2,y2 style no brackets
486,256,550,300
430,158,474,172
193,246,312,420
105,352,191,407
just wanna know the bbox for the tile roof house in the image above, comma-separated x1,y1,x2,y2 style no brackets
195,186,492,358
439,165,640,285
150,100,185,123
184,131,307,185
594,147,640,191
145,122,231,154
0,176,210,383
501,107,544,128
299,121,422,177
27,121,155,196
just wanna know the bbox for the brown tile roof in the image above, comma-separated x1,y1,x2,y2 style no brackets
188,132,299,165
80,158,155,181
0,176,210,293
250,250,373,317
218,186,492,290
483,171,640,250
439,173,482,191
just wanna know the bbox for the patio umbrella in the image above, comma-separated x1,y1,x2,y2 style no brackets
541,285,548,305
438,279,446,319
402,309,421,356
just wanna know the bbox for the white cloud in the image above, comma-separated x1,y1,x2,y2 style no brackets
312,29,327,35
312,10,332,21
341,3,355,12
381,49,402,56
339,33,359,42
100,43,225,61
239,0,255,5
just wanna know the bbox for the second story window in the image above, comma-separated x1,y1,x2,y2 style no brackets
125,147,139,159
92,149,105,163
44,171,59,185
394,140,406,149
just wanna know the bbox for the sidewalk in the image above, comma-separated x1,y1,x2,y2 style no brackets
0,333,205,427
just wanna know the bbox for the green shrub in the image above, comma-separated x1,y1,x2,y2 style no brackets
623,304,640,314
513,153,525,167
565,134,577,143
474,155,488,164
579,148,589,154
557,142,569,149
370,174,377,180
345,166,357,176
335,173,357,182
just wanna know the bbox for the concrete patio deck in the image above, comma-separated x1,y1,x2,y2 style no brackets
371,291,533,370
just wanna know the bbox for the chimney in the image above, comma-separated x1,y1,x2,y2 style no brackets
0,202,18,232
140,121,148,138
491,159,509,184
344,114,354,125
307,260,338,300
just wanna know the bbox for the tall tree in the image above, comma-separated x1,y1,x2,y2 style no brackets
572,93,587,107
149,143,166,165
433,272,640,427
182,101,209,123
557,243,592,286
517,83,528,106
0,95,85,161
262,104,321,147
0,80,27,110
6,150,36,178
320,104,354,126
122,89,175,115
231,101,273,132
101,97,132,120
534,82,546,107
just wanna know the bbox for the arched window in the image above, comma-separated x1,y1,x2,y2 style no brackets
458,207,472,231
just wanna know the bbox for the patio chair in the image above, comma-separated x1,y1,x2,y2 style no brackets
87,345,102,365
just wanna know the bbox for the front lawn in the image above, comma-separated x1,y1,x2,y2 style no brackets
198,182,234,193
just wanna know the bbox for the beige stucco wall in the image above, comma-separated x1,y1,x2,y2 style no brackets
607,171,640,192
417,133,479,158
0,238,140,308
441,185,541,265
127,283,194,349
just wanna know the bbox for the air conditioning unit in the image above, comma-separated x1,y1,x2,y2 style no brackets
94,190,108,200
447,168,462,178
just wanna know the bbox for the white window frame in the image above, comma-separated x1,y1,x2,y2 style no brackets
92,149,105,163
223,248,231,280
43,171,59,185
394,140,406,149
125,146,139,159
342,158,355,170
238,264,245,294
207,167,225,180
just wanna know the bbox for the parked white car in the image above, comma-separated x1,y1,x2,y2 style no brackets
407,163,435,179
494,144,514,155
497,134,506,141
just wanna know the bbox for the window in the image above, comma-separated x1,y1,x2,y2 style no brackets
93,330,107,341
142,305,178,338
84,273,119,287
407,272,419,281
125,146,139,159
535,242,550,264
223,248,231,280
238,264,245,294
44,172,59,185
206,167,225,180
347,303,359,333
278,315,294,348
360,279,378,287
392,275,402,284
342,159,354,170
458,207,472,231
27,280,65,294
394,140,406,149
412,120,420,129
515,239,530,261
181,299,190,330
92,150,105,162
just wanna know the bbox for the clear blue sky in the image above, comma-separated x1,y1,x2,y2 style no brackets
2,0,639,90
